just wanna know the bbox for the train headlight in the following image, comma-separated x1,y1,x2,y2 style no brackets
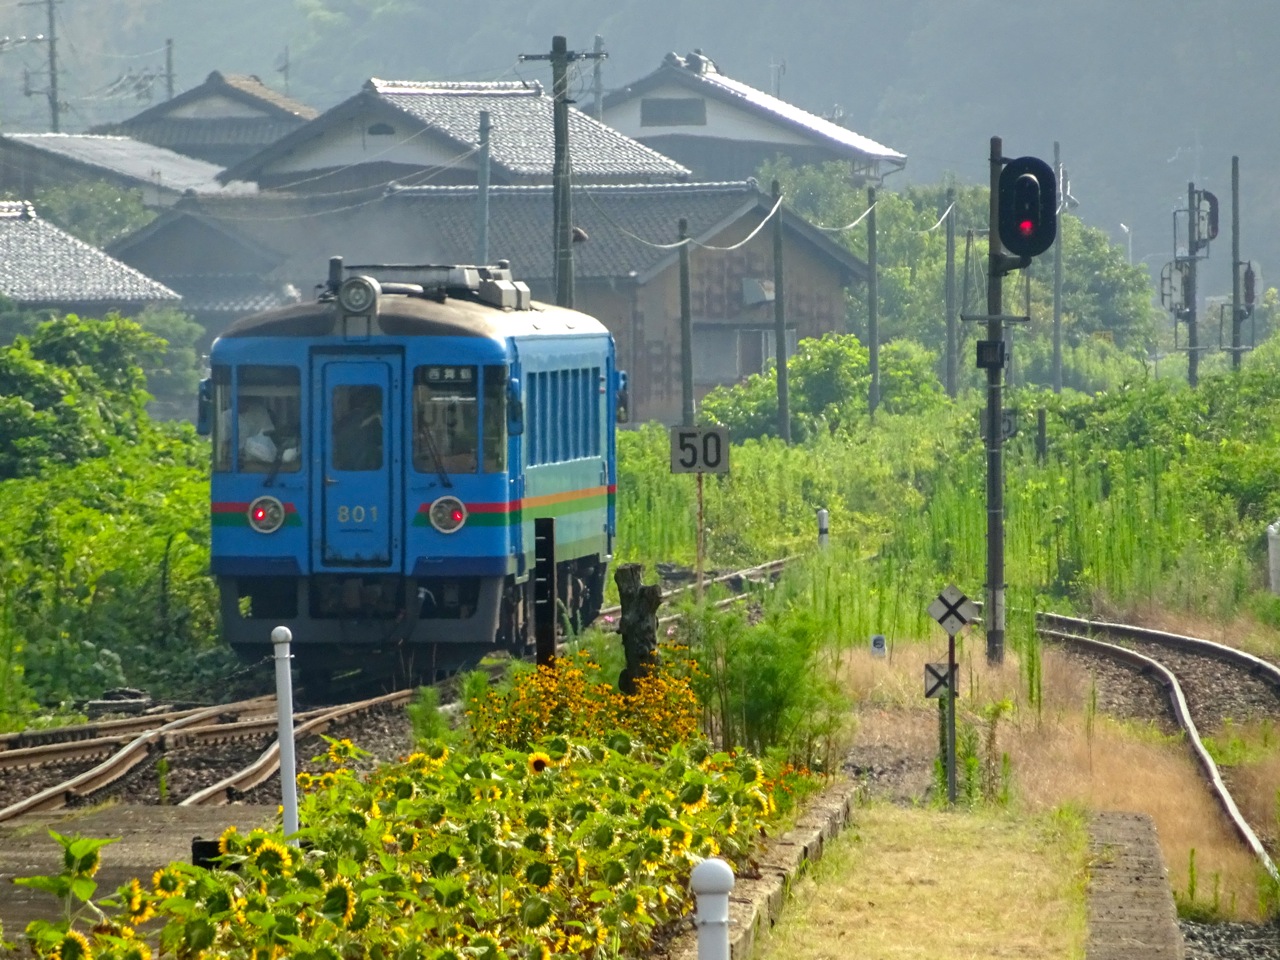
428,496,467,534
248,496,286,534
337,275,380,314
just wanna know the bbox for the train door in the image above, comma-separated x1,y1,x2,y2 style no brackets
507,348,525,575
313,355,401,567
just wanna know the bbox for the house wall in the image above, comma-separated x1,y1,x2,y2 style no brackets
167,95,268,120
263,113,480,177
602,83,813,146
626,217,847,426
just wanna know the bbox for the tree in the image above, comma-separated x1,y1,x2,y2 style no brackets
28,181,156,249
0,315,167,477
760,161,1161,393
700,332,943,441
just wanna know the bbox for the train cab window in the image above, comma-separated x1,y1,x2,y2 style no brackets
211,366,232,472
237,366,301,473
332,385,383,471
482,365,507,472
414,365,478,474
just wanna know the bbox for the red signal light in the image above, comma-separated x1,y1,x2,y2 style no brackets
451,508,464,523
1019,219,1034,237
253,507,267,522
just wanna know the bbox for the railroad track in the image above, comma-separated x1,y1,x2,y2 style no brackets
1037,612,1280,884
0,691,414,822
0,558,791,823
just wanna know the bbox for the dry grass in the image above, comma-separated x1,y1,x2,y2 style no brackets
754,804,1088,960
836,640,1276,922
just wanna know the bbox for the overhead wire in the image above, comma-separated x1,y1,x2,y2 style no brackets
208,145,483,223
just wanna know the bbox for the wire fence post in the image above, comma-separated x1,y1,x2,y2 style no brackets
691,857,734,960
271,626,299,838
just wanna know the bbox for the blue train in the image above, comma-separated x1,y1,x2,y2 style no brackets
198,258,625,685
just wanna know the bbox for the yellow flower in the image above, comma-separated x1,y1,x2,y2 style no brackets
217,824,239,855
152,865,185,896
249,839,293,876
527,751,554,774
53,930,93,960
123,877,155,925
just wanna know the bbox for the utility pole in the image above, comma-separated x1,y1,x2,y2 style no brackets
520,36,607,308
985,136,1007,666
164,39,175,100
1052,141,1063,393
945,186,957,397
679,218,694,427
475,110,491,265
773,179,790,442
868,185,879,416
1231,156,1242,371
1185,181,1199,388
20,0,59,131
591,35,605,119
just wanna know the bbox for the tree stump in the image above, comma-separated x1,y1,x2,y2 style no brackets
615,563,662,694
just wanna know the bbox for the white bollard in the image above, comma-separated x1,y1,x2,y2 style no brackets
817,508,829,548
1269,521,1280,595
271,626,300,838
691,857,735,960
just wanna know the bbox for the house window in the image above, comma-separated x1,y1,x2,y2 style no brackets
640,97,707,127
693,326,797,386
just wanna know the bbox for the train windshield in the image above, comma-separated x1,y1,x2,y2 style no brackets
414,365,478,474
235,365,302,473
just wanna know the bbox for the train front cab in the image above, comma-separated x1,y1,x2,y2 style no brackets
207,339,522,678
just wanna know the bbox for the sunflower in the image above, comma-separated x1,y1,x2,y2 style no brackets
322,877,357,926
53,930,93,960
122,877,155,925
152,865,185,897
216,824,239,856
527,751,554,774
249,839,293,876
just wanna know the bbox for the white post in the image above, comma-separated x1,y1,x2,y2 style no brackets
691,857,734,960
271,626,300,838
817,508,829,548
1268,521,1280,595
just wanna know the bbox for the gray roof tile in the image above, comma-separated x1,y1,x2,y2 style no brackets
3,134,257,196
0,201,181,306
606,54,906,165
222,80,690,184
371,80,690,180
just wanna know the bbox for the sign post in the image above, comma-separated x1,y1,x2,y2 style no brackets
927,584,978,805
671,426,730,598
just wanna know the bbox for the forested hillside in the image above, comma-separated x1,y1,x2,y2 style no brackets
0,0,1274,307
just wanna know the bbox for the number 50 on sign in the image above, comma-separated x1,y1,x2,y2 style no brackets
670,427,730,475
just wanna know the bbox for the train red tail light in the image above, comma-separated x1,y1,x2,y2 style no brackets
247,496,286,534
429,496,467,534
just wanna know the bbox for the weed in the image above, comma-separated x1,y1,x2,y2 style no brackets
155,755,169,805
405,685,453,747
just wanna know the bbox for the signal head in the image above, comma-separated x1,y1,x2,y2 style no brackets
998,156,1057,260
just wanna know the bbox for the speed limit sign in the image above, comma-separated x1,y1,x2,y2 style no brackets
669,426,730,474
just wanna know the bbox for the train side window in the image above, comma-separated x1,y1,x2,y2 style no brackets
482,365,507,472
591,366,601,454
413,365,478,474
211,366,232,472
237,366,301,473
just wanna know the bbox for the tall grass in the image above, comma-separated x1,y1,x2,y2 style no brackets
618,374,1270,623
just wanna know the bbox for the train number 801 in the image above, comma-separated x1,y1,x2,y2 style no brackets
337,505,378,523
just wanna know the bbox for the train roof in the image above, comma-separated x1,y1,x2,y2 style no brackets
217,291,609,342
